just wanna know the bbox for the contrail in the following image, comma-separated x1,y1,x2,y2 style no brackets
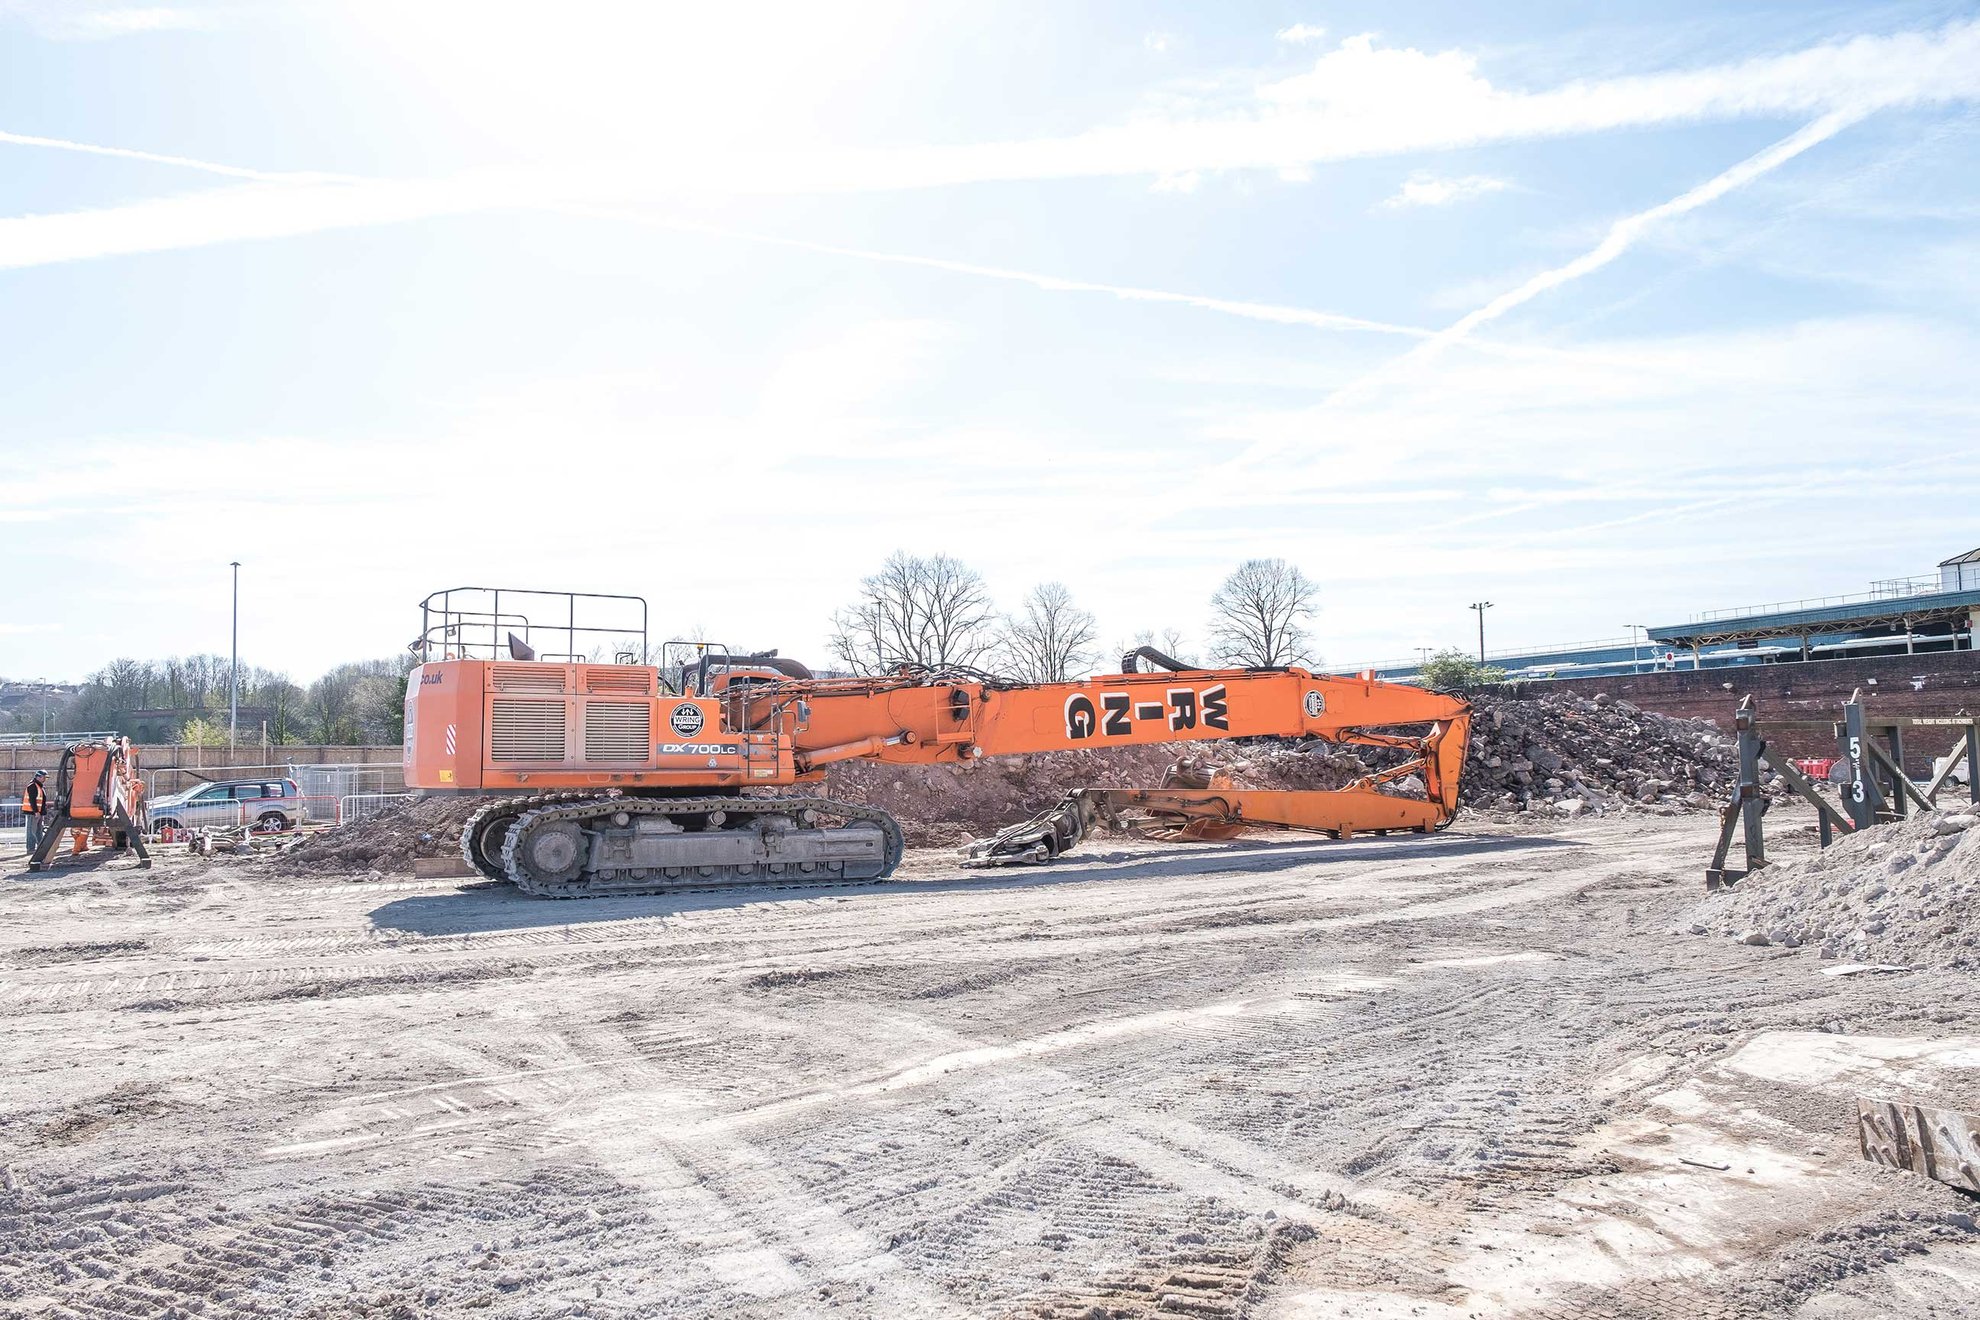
0,120,1433,340
0,128,359,183
1398,108,1866,369
1219,110,1866,474
562,204,1432,340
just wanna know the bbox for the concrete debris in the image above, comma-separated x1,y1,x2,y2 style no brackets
835,691,1743,844
1690,807,1980,967
826,743,1366,847
1459,691,1742,817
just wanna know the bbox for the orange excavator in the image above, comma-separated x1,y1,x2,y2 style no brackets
27,736,151,872
404,588,1470,897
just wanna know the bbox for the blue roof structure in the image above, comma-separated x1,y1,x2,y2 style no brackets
1650,585,1980,648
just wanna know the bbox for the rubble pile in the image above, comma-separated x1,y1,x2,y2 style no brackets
825,743,1368,846
1688,808,1980,967
1459,691,1740,816
271,797,484,876
831,690,1743,842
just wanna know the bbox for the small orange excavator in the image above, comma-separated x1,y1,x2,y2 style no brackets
403,588,1470,897
27,736,151,871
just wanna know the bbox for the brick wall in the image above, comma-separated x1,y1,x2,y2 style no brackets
1544,651,1980,773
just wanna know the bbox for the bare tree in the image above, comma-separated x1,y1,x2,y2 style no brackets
998,582,1098,682
305,657,408,744
252,677,307,745
831,552,1000,674
1208,558,1317,667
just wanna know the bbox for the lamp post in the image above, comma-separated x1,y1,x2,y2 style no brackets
1469,601,1493,663
229,561,241,750
1627,624,1647,674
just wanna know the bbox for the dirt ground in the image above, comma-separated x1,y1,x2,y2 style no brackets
2,809,1977,1319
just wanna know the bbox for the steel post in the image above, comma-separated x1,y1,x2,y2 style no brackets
1736,707,1766,871
1840,696,1878,830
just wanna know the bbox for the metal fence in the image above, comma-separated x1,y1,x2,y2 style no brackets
337,792,414,824
1,759,409,832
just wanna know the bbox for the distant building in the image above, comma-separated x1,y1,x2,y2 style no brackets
1337,549,1980,683
1941,546,1980,593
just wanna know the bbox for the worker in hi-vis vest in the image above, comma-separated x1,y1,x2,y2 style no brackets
21,770,47,855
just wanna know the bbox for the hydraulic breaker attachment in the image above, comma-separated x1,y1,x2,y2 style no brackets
960,781,1458,867
960,792,1100,867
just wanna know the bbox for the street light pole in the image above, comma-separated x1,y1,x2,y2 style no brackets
229,561,241,750
1627,624,1646,674
1469,601,1493,663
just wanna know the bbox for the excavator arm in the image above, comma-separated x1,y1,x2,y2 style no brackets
727,666,1472,866
748,667,1471,821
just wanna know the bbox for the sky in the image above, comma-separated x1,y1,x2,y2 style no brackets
1,0,1978,683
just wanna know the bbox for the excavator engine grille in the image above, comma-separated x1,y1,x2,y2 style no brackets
583,703,653,762
491,700,568,762
492,664,564,693
582,667,653,695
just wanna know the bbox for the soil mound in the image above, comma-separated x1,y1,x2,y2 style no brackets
272,797,484,876
1688,807,1980,967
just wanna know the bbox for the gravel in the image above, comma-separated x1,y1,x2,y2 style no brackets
1689,807,1980,967
4,814,1975,1318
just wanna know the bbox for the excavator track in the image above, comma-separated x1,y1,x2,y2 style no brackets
497,795,906,898
459,791,613,882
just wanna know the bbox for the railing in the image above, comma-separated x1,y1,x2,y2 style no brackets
1687,576,1944,625
1330,635,1641,675
0,729,117,747
414,587,649,664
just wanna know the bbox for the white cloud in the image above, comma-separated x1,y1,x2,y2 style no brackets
0,174,510,270
12,20,1977,208
813,22,1980,193
74,6,202,35
1,19,1976,276
1150,170,1202,194
1380,171,1512,209
0,3,211,39
0,129,354,183
1276,24,1328,45
1143,32,1175,55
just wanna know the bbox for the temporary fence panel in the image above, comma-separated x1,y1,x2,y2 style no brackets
291,763,407,828
338,792,414,824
